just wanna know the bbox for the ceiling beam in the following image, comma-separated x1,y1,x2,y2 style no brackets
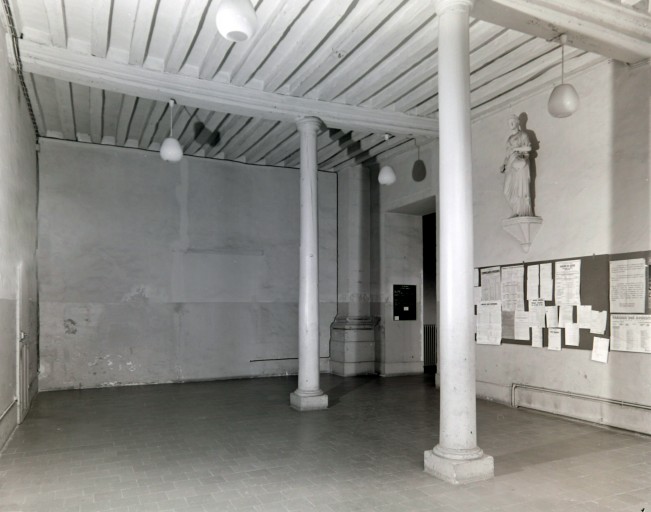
473,0,651,63
16,39,437,137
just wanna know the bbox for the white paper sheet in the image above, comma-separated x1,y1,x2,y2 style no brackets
501,311,515,339
565,323,580,347
474,286,482,306
610,258,647,313
514,311,530,341
545,306,559,328
476,301,502,345
610,314,651,353
527,264,540,300
591,337,610,363
548,327,562,350
577,305,592,329
531,327,543,348
501,265,525,311
555,259,581,305
540,263,553,301
529,299,546,328
480,267,501,301
590,310,607,335
559,305,574,328
474,268,479,287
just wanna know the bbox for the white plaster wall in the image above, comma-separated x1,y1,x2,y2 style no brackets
472,60,651,430
0,25,38,449
37,140,337,390
370,144,438,375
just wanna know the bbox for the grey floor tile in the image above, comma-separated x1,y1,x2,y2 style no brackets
1,375,650,512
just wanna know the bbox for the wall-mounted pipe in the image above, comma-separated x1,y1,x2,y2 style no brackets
511,383,651,412
0,400,16,423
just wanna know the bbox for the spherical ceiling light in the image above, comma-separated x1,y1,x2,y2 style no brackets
548,34,579,118
548,83,579,118
216,0,258,42
378,165,396,185
160,99,183,163
160,137,183,162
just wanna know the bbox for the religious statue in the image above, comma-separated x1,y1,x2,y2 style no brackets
500,115,533,217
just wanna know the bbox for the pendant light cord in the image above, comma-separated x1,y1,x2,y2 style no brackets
561,44,565,84
2,0,40,139
169,100,175,138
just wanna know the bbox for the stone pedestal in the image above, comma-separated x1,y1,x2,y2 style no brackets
330,316,376,376
290,390,329,411
502,216,543,252
424,448,494,485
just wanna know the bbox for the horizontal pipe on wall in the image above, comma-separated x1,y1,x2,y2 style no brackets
0,400,16,423
511,383,651,412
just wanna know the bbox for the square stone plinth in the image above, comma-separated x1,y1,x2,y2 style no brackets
424,450,494,484
290,392,328,411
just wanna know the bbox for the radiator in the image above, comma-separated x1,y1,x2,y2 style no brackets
424,324,437,367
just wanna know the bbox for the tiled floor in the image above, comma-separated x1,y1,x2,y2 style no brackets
1,374,650,512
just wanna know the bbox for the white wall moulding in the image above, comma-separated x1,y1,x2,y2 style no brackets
502,216,542,252
14,38,438,138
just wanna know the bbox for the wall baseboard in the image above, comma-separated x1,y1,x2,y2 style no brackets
0,400,17,453
378,361,423,376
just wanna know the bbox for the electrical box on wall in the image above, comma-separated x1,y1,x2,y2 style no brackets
393,284,416,321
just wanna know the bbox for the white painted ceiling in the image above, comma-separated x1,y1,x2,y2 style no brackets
5,0,651,170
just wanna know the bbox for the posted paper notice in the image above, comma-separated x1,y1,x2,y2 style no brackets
477,301,502,345
545,306,559,328
610,258,647,313
532,327,543,348
514,311,530,341
555,259,581,305
527,264,540,300
529,299,546,328
577,305,592,329
590,310,607,335
501,265,525,311
540,263,553,301
480,267,501,301
610,314,651,353
548,327,562,351
565,323,580,347
591,337,610,363
559,305,574,328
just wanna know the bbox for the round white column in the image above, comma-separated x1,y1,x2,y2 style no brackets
290,116,328,412
424,0,493,483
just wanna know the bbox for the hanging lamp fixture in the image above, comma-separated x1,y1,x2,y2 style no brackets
378,134,396,185
216,0,258,42
547,34,579,118
160,99,183,162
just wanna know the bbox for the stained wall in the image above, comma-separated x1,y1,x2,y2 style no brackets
37,140,337,390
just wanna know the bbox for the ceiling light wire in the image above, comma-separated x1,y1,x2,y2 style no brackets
1,0,40,139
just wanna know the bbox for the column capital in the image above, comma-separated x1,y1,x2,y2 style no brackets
296,116,323,132
435,0,475,16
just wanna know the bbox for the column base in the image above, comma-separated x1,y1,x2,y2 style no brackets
424,447,494,484
290,390,328,411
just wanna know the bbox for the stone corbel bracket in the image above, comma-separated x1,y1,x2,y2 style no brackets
502,216,543,252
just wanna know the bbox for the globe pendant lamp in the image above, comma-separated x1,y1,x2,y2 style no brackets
377,134,397,185
160,99,183,162
548,34,579,118
378,165,396,185
216,0,258,42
